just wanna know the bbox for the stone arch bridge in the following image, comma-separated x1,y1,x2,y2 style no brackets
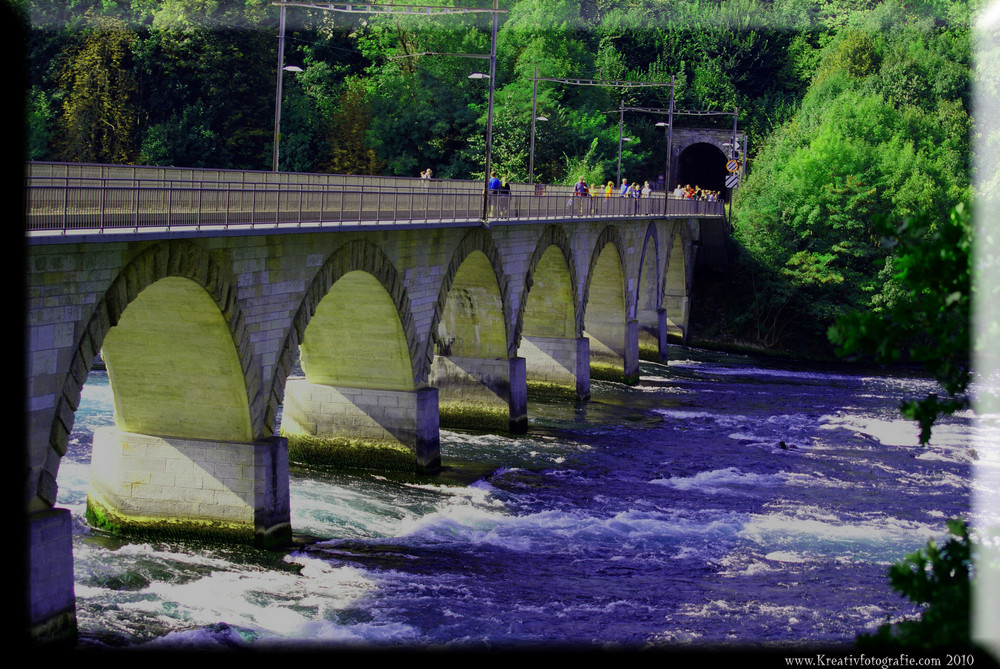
24,162,727,642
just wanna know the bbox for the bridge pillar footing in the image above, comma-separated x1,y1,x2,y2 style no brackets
587,320,640,385
26,508,77,646
281,381,440,473
665,294,690,344
87,429,291,548
637,307,668,364
432,355,527,434
520,335,590,402
657,308,669,363
624,319,640,384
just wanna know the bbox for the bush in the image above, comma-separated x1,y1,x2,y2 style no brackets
858,518,972,650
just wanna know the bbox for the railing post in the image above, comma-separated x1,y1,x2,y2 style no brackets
99,178,107,234
61,178,68,234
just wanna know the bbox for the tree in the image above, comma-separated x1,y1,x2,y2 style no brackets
858,519,976,650
732,5,972,353
55,11,141,163
320,76,384,175
828,203,971,445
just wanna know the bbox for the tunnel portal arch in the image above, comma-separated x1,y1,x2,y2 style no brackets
676,142,728,197
667,128,745,202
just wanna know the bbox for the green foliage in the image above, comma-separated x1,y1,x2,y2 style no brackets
23,0,818,179
56,10,141,163
829,203,971,444
858,519,973,650
732,2,971,353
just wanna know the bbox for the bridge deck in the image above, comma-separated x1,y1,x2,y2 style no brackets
25,162,727,239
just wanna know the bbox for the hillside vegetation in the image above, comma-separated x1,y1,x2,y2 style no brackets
19,0,981,360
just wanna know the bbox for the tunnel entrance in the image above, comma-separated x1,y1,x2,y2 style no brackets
676,142,729,200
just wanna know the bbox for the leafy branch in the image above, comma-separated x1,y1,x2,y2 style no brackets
828,203,971,444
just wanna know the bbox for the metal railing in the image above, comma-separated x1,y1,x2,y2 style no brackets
25,162,726,236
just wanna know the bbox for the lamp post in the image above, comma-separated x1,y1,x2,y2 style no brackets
528,66,549,185
616,137,633,187
272,1,506,183
529,110,547,185
272,0,305,172
655,75,675,214
478,0,499,224
272,0,289,172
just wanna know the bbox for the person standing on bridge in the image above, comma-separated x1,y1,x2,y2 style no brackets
488,171,501,216
589,182,601,213
574,176,588,216
500,176,511,218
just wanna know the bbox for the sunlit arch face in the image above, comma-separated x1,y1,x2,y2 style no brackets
437,250,507,359
101,276,252,442
523,245,575,339
664,229,688,338
300,270,414,391
585,242,626,357
637,232,660,317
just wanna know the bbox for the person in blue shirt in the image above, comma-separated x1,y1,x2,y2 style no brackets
487,172,501,217
620,179,630,197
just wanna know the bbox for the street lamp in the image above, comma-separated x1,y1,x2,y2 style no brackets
468,67,496,222
529,114,548,185
272,0,305,173
270,0,505,182
617,137,633,186
272,2,299,172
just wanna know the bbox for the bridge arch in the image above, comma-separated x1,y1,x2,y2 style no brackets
270,239,419,420
430,228,523,432
431,228,511,363
636,222,665,361
30,240,257,512
664,224,694,342
101,276,253,442
38,240,291,553
271,240,436,471
582,225,637,383
516,224,580,345
514,225,589,400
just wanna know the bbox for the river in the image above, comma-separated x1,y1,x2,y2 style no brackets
55,347,998,652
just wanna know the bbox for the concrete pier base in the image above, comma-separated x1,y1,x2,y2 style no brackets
26,508,77,645
520,335,590,401
87,429,291,548
587,319,640,385
638,308,669,363
431,355,527,433
665,293,689,343
281,381,440,472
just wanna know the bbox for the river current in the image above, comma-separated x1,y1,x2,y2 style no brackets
55,347,998,652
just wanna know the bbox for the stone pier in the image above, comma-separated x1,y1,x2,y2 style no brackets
87,429,291,548
280,381,440,472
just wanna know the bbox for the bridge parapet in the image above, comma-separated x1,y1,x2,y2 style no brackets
25,162,726,237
